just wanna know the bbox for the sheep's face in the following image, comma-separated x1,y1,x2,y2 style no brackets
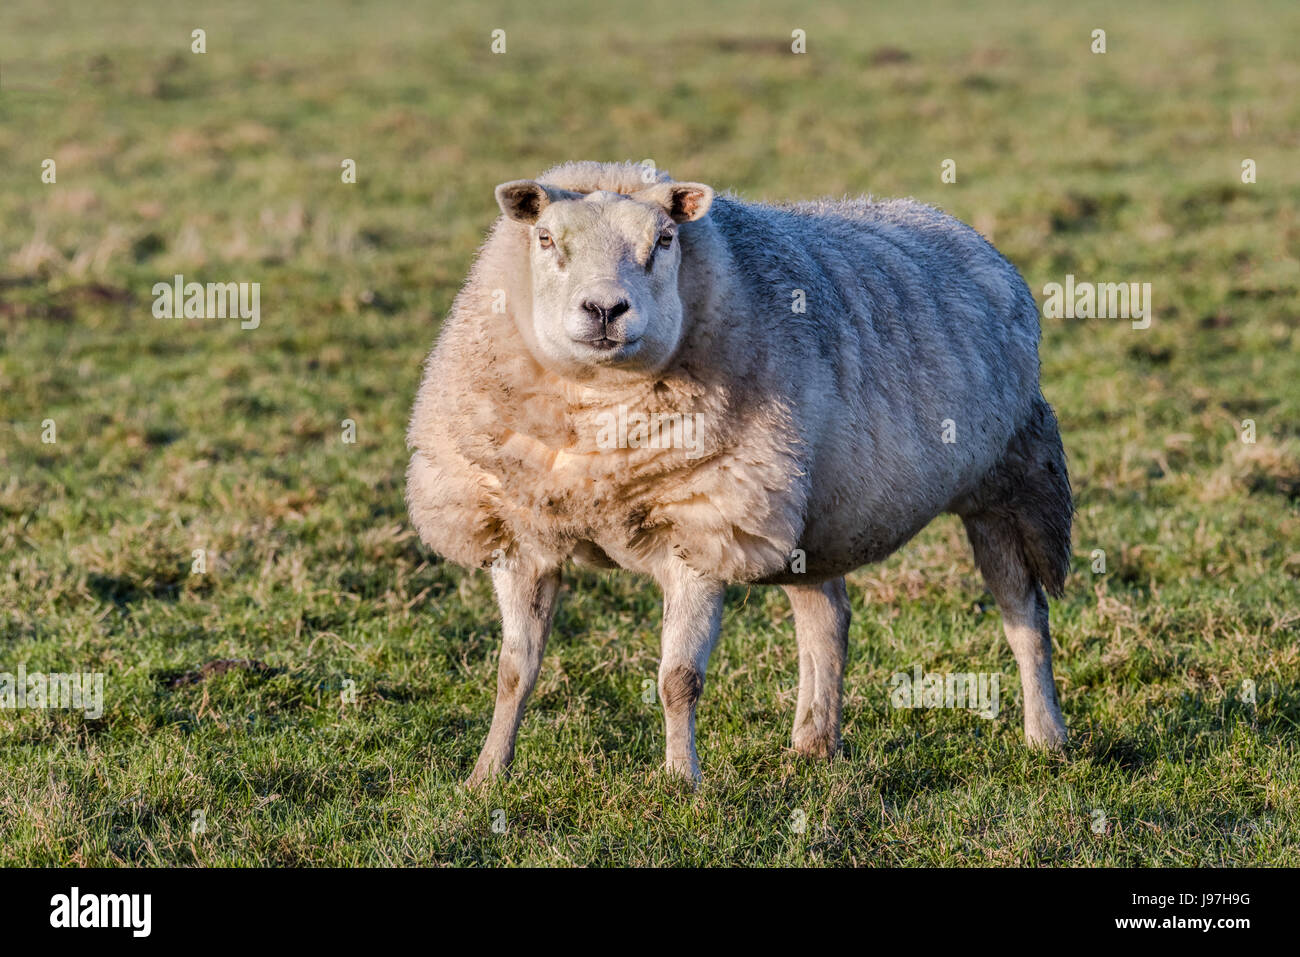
495,179,714,378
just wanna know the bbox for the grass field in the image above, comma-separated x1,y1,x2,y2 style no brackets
1,0,1298,866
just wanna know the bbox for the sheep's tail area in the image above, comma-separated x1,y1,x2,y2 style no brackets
958,397,1073,598
1009,399,1073,598
1019,397,1071,595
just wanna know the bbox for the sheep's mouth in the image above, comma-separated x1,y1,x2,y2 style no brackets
575,335,642,359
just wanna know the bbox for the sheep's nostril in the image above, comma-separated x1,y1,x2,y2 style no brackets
581,299,630,327
581,300,608,324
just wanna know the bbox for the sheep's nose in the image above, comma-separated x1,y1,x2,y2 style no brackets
581,298,631,325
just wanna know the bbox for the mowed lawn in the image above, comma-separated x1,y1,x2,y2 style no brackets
1,0,1298,865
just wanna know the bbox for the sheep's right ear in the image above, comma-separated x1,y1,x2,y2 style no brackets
494,180,579,224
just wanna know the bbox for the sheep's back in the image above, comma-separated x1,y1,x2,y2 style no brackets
703,195,1044,570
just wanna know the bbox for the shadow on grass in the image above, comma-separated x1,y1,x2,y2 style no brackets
87,568,187,605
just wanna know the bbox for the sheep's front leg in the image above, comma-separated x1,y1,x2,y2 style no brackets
657,567,725,783
465,561,561,788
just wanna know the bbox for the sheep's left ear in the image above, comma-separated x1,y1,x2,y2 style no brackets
637,182,715,223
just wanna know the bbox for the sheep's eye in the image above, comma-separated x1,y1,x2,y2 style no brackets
537,229,554,249
658,231,674,248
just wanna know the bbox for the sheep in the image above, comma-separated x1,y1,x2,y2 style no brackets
406,160,1072,786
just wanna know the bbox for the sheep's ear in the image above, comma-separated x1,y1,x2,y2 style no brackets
494,180,580,224
637,182,715,223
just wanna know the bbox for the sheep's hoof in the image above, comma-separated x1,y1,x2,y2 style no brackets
792,732,840,760
792,715,840,759
1024,722,1068,752
662,758,702,790
464,756,509,789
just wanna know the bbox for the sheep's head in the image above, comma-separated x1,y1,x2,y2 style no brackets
494,178,714,378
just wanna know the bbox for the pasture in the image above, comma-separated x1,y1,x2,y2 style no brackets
1,0,1297,865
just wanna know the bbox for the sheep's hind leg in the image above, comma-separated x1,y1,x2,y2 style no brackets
782,577,850,758
465,560,561,788
962,514,1068,749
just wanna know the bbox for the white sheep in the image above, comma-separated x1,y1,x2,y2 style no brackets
407,161,1072,785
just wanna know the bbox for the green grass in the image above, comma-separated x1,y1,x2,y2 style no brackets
1,0,1298,866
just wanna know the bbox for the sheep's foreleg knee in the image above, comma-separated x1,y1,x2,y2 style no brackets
465,561,561,788
657,568,725,783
